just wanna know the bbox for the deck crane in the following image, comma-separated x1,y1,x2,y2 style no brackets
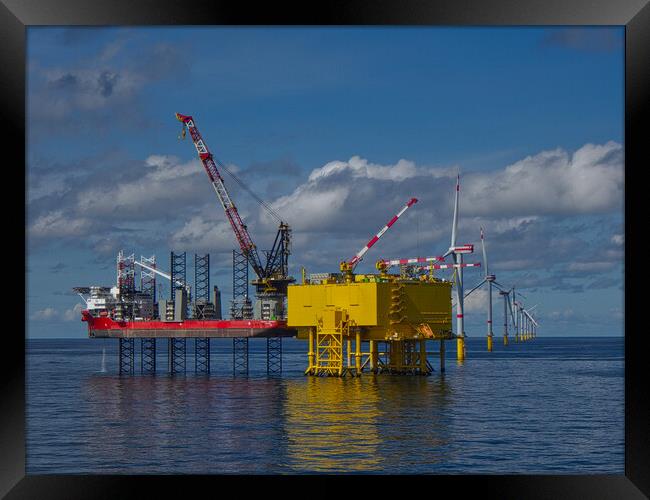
340,197,418,280
376,255,446,272
134,260,190,296
175,113,294,317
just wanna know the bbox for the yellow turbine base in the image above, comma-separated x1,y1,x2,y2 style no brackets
457,336,465,362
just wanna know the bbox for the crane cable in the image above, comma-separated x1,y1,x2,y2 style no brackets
178,123,282,223
212,155,284,224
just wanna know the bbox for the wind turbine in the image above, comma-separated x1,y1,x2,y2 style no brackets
522,304,538,340
498,287,516,345
464,227,496,351
442,174,476,362
511,287,525,342
527,305,539,339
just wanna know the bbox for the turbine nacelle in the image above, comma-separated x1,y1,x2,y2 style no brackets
448,244,474,255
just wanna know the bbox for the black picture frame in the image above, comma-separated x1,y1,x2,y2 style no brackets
4,0,648,497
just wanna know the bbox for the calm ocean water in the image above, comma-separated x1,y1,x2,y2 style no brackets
26,336,624,474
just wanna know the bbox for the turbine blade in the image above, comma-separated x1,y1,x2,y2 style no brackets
464,278,486,299
450,174,460,248
507,297,516,326
480,226,489,277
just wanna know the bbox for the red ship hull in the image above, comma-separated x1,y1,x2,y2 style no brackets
82,310,296,339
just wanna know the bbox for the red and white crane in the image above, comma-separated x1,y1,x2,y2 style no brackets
377,255,446,270
176,113,292,294
340,198,418,273
413,262,481,272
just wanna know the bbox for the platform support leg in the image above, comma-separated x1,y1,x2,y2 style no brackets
419,339,427,373
354,331,362,376
195,338,210,374
369,340,378,373
306,329,315,374
169,338,186,375
140,338,156,374
267,337,282,375
118,338,135,375
440,339,446,373
233,337,248,376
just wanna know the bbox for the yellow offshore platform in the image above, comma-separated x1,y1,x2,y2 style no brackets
288,266,453,376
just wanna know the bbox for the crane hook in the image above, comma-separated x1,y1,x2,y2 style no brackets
178,126,186,141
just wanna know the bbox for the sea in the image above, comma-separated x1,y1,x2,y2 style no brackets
26,336,624,474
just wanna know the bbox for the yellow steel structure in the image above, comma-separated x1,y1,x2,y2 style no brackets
288,271,454,376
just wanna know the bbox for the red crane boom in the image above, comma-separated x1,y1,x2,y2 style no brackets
176,113,265,278
341,197,418,272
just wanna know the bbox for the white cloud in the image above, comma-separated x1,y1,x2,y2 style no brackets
169,216,237,253
462,141,623,216
463,286,490,314
28,210,93,238
307,155,454,183
63,303,84,321
258,141,622,274
566,261,612,273
31,303,84,322
265,141,622,242
266,186,350,230
31,307,60,321
611,234,624,245
76,155,204,217
26,141,625,291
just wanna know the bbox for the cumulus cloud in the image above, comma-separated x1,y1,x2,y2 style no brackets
307,155,454,183
170,216,238,253
29,40,189,136
462,141,623,216
32,303,84,322
76,155,204,217
26,140,625,296
266,142,622,237
31,307,60,321
63,303,84,321
28,210,93,239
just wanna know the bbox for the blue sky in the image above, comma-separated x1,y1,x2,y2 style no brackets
26,27,624,338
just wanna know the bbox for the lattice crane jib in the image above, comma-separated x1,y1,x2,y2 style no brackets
176,113,294,294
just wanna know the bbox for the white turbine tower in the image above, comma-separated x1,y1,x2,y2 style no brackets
527,305,539,338
442,174,475,361
464,227,506,352
522,304,538,340
498,287,517,346
511,287,524,342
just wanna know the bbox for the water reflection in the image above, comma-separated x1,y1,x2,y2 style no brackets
282,375,454,473
30,338,625,474
81,375,288,473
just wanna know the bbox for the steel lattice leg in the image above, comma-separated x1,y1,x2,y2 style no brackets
233,337,248,376
140,338,156,374
119,338,135,375
169,338,186,375
195,338,210,374
267,337,282,375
